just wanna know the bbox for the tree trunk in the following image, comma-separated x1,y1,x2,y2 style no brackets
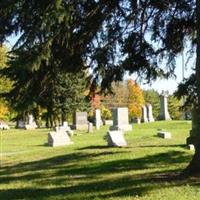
61,111,67,125
181,0,200,176
50,115,53,128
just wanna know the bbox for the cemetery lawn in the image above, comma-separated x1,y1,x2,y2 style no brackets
2,120,200,200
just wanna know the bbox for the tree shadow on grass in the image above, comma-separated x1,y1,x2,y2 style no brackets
54,150,191,177
139,144,186,148
0,150,129,178
78,145,109,150
1,170,199,200
0,150,193,200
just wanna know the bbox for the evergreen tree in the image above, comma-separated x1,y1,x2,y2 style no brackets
127,79,145,120
168,95,183,120
0,45,13,120
2,51,89,127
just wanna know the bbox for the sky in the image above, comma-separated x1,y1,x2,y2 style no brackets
6,35,194,95
137,53,194,94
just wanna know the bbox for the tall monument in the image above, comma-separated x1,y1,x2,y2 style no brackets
147,104,155,122
159,91,171,120
141,105,148,123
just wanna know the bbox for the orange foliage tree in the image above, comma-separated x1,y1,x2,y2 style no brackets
91,93,101,110
127,79,145,120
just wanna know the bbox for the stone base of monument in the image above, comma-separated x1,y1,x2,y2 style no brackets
157,131,171,139
74,124,88,130
25,124,37,130
109,124,132,132
48,130,73,147
148,118,155,122
141,118,148,123
158,115,171,120
106,130,127,147
103,120,113,125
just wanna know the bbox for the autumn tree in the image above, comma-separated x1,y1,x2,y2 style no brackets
127,79,145,120
101,82,129,109
100,105,112,121
91,93,101,111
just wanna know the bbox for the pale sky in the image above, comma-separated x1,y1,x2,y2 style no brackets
139,54,194,94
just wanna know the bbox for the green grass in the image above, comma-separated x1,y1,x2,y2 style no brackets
1,120,200,200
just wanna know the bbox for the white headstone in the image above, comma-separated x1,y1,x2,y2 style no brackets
159,91,171,120
95,109,101,130
110,107,132,131
0,121,10,130
25,114,37,129
147,104,155,122
63,121,68,127
141,105,148,123
136,118,141,124
28,115,34,124
48,130,73,147
87,122,93,133
106,131,127,147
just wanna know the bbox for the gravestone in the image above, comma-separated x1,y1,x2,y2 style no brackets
141,105,148,123
159,91,171,120
73,112,88,130
55,122,74,136
63,121,68,127
48,130,73,147
106,130,127,147
0,121,10,130
95,109,101,130
87,122,93,133
132,118,141,124
147,104,155,122
25,114,37,130
110,107,132,131
16,120,25,128
28,114,34,124
157,131,171,139
104,120,113,125
136,118,141,124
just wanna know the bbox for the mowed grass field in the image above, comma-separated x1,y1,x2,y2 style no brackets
1,120,200,200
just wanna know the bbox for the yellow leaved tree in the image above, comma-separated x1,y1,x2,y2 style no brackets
127,79,145,120
0,45,12,120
